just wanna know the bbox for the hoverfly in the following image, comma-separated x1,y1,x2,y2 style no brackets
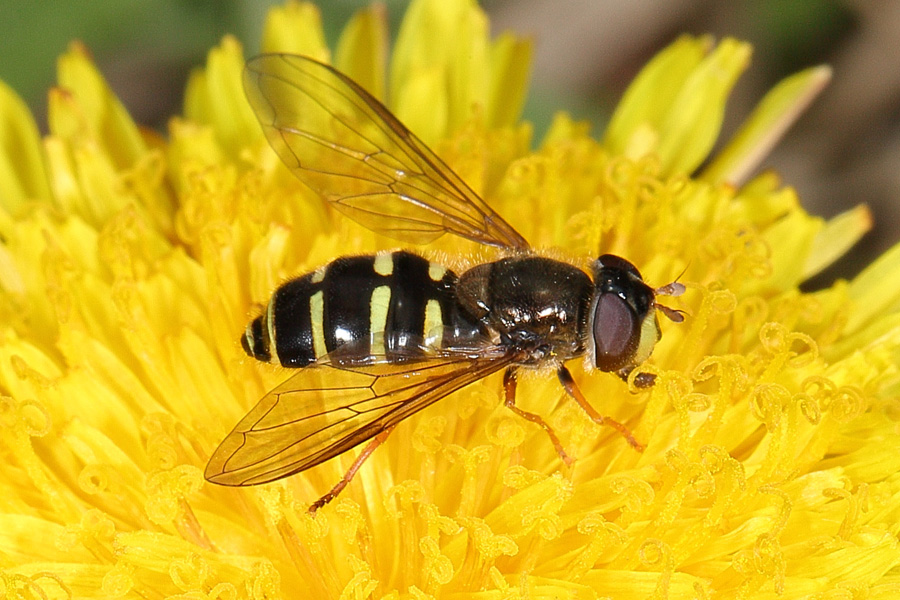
205,54,685,512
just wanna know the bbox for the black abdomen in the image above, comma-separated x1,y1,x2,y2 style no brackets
242,251,481,366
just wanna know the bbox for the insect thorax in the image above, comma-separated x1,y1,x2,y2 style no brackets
456,256,594,364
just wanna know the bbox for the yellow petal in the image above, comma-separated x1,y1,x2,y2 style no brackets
656,38,752,174
392,66,449,148
54,41,146,170
702,65,832,185
0,80,51,215
165,117,227,196
183,36,258,158
604,35,711,158
335,4,389,102
390,0,489,140
44,91,159,231
758,208,822,291
729,179,799,226
845,239,900,335
803,204,872,279
0,515,92,562
487,33,533,129
260,1,329,60
739,169,782,196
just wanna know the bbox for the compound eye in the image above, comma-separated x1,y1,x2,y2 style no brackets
592,291,638,371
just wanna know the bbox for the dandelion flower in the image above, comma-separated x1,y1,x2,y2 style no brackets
2,1,899,599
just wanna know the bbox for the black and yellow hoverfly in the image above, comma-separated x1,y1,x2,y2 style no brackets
205,54,685,512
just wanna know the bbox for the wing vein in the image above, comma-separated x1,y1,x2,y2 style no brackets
207,350,519,486
243,54,529,250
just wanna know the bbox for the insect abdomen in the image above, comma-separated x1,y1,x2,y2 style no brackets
242,251,480,366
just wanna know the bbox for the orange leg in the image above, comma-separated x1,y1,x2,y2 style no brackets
309,425,396,514
557,365,644,452
504,368,574,467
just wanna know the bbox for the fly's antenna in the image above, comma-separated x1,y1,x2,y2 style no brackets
656,303,685,323
654,263,689,322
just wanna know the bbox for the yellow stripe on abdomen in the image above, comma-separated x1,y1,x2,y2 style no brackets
265,296,277,363
310,290,327,359
374,253,394,276
428,263,446,281
369,285,392,355
423,298,444,349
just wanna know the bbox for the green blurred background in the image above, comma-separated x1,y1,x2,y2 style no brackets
1,0,896,287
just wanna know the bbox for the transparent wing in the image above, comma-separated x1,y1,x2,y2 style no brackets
244,53,529,250
205,349,517,486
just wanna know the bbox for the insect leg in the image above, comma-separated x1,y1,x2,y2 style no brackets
503,368,574,467
616,366,657,388
557,365,645,452
308,425,396,514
